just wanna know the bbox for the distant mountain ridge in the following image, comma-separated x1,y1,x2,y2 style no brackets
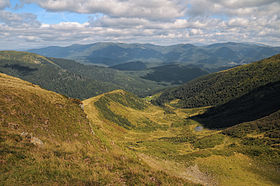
28,42,280,67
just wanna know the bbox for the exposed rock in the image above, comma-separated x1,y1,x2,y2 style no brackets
20,132,43,146
31,136,44,146
80,103,84,110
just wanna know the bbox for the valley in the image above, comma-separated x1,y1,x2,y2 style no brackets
1,0,280,185
82,89,280,185
0,51,280,185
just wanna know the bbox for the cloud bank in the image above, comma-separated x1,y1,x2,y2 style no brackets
0,0,279,49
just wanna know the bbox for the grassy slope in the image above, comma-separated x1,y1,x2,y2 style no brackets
83,90,280,186
154,54,280,108
0,73,191,185
1,69,279,185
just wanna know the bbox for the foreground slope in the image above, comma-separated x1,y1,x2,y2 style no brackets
154,54,280,108
0,73,191,185
0,51,165,98
83,89,280,186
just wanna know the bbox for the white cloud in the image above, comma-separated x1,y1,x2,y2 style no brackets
0,0,280,49
188,0,280,17
0,0,9,9
0,10,41,27
22,0,186,20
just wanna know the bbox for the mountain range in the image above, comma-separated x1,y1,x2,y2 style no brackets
28,42,280,67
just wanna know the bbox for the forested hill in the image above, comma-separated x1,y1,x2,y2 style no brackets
0,51,166,99
153,54,280,108
142,64,209,84
192,80,280,128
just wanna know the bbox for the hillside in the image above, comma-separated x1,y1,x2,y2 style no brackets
142,64,209,84
154,54,280,108
49,57,165,96
0,73,195,185
221,109,280,167
0,51,166,99
28,42,280,67
192,81,280,128
83,89,280,185
1,73,279,185
110,61,147,71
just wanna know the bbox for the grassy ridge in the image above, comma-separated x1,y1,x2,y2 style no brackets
88,90,168,132
154,54,280,108
0,73,192,185
0,73,92,142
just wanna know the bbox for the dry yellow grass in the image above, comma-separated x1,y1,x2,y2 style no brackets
82,88,280,186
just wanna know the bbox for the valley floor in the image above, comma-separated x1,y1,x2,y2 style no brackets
83,90,280,186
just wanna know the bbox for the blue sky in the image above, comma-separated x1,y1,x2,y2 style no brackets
6,0,90,24
0,0,279,50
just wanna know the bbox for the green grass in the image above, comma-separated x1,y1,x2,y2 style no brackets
94,95,135,129
193,134,225,149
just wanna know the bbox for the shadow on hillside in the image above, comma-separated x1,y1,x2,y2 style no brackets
3,64,37,75
191,81,280,129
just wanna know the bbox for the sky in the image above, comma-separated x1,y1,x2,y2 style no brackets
0,0,279,50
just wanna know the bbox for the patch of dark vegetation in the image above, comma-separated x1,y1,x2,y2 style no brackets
2,64,37,75
192,134,225,149
142,64,208,84
134,118,168,132
222,110,280,138
220,110,280,165
236,139,280,166
110,61,147,71
94,96,134,129
192,81,280,128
